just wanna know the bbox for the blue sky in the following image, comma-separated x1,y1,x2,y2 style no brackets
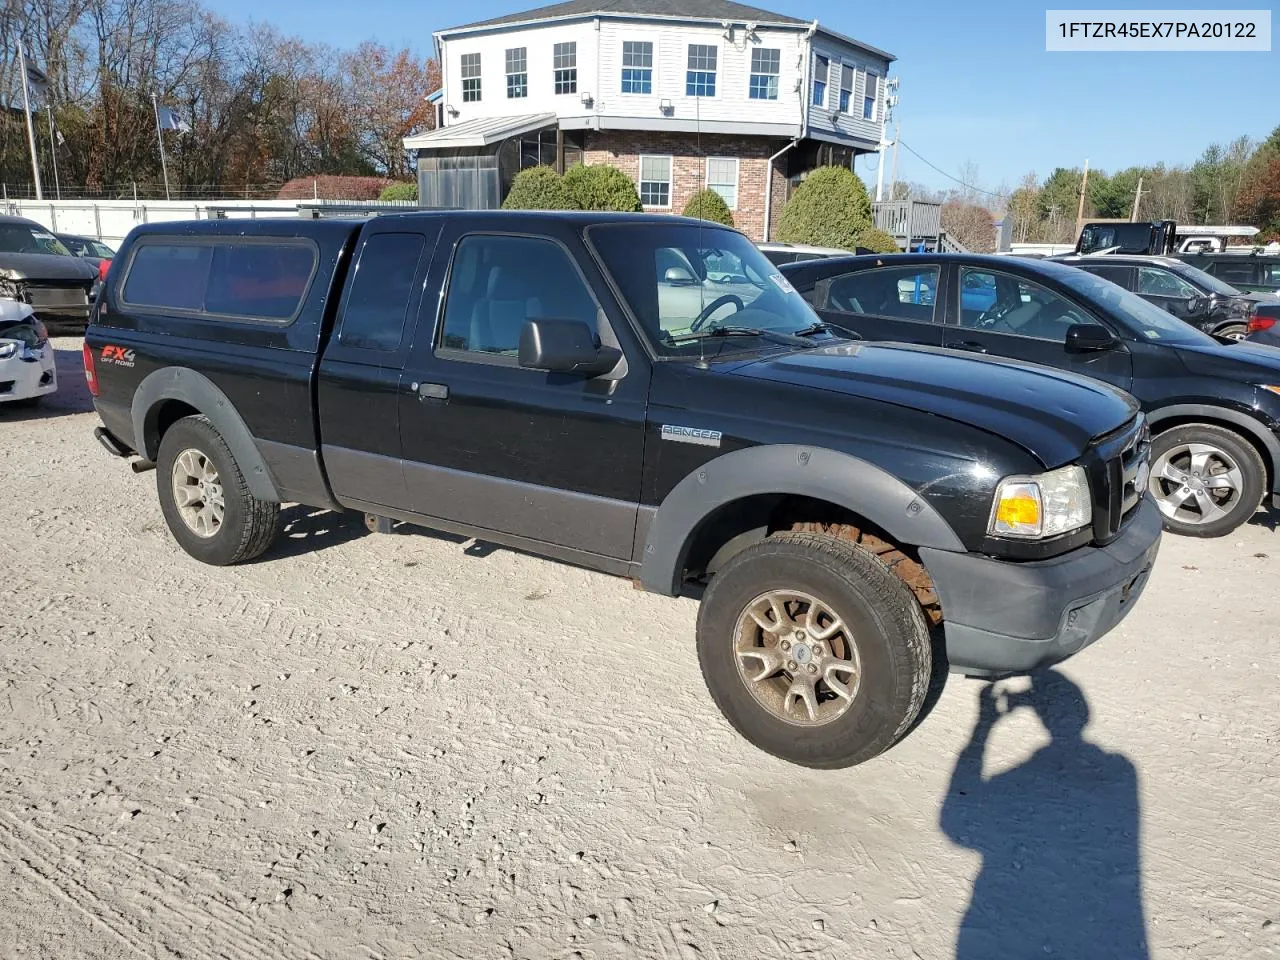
211,0,1276,196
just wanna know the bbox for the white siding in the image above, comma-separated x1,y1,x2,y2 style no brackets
440,22,599,126
596,21,803,126
806,39,889,146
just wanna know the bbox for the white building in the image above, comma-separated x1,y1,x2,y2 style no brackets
404,0,896,239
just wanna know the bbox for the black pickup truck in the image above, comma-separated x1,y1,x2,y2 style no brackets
85,213,1160,769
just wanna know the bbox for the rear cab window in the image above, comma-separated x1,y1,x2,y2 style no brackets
121,239,318,322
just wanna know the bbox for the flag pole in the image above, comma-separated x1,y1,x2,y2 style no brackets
46,107,61,200
152,93,171,201
18,45,43,201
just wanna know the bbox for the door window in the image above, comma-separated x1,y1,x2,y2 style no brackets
1081,264,1134,289
338,233,426,351
1137,266,1198,298
822,265,940,323
439,235,599,357
1208,260,1257,286
957,268,1092,341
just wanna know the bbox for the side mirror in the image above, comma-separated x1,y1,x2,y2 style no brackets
518,318,622,377
663,266,696,285
1186,295,1206,313
1065,323,1119,353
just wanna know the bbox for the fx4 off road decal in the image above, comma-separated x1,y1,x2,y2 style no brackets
101,345,136,368
661,424,722,447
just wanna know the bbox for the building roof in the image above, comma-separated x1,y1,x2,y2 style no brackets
447,0,806,31
439,0,895,62
403,113,556,150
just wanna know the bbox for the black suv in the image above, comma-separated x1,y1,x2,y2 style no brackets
781,252,1280,537
1049,254,1255,340
1180,251,1280,297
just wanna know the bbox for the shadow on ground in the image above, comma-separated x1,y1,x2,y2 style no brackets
259,508,501,563
0,346,94,421
941,670,1149,959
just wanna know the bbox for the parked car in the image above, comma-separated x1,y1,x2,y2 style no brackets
1179,251,1280,298
1050,254,1256,340
0,215,98,333
0,298,56,406
1245,300,1280,349
56,233,116,268
780,252,1280,538
85,213,1159,769
757,241,863,266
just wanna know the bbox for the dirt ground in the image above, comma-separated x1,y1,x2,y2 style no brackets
1,338,1277,960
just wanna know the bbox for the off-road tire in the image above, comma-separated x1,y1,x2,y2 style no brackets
156,415,280,565
697,531,932,769
1149,423,1265,538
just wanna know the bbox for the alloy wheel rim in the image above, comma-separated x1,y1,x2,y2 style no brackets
171,447,225,538
1150,441,1243,525
733,589,862,727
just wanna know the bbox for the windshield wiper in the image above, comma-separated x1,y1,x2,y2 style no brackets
794,320,863,340
665,325,816,347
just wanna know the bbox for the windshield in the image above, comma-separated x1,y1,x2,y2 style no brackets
588,223,825,357
1055,267,1217,346
1167,260,1240,297
0,223,72,257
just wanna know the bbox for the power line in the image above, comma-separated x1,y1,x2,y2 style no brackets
897,140,1009,199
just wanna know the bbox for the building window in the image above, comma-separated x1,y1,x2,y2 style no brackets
554,42,577,95
639,155,672,207
686,44,717,97
461,53,481,102
506,47,527,98
621,40,653,94
706,157,738,209
749,48,780,100
838,64,853,112
864,72,879,120
811,54,828,106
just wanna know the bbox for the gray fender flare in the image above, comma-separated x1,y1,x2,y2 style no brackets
1147,403,1280,493
131,367,280,502
639,444,965,596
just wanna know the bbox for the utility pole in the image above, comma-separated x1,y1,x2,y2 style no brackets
17,45,43,201
1075,158,1089,235
152,94,172,201
1130,176,1144,222
888,121,900,201
874,129,888,202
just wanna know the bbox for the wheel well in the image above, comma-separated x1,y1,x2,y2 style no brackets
1150,415,1274,490
144,400,200,460
682,494,941,620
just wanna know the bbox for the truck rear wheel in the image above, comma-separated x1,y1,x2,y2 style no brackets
696,531,931,769
156,416,280,565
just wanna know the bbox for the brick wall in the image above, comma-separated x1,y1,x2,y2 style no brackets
583,131,790,241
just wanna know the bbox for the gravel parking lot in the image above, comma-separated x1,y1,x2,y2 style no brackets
2,338,1278,959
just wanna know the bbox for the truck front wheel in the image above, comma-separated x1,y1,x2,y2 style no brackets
696,531,931,769
156,416,280,565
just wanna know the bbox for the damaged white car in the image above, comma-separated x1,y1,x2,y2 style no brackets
0,299,56,406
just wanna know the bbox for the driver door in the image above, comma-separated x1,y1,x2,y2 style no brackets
1135,265,1201,321
941,265,1133,392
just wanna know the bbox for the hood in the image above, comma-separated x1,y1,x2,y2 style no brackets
1176,339,1280,381
0,251,98,282
733,342,1140,468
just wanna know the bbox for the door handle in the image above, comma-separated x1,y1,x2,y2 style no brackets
945,340,988,354
410,381,448,400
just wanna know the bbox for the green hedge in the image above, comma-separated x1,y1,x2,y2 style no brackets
502,166,580,210
854,226,900,253
378,182,418,202
682,189,734,226
777,166,874,250
563,163,642,212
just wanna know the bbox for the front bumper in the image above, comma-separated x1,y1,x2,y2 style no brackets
0,343,57,403
919,496,1162,676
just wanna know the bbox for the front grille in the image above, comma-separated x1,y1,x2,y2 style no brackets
1089,414,1149,542
26,284,89,309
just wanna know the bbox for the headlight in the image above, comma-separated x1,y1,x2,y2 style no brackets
0,340,17,360
989,464,1092,540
